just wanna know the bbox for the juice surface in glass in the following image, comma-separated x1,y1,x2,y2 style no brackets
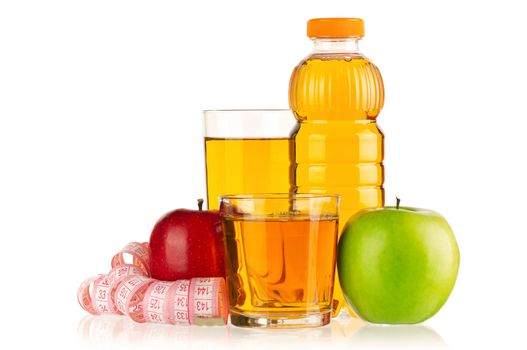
223,217,338,326
205,137,291,209
203,110,296,210
224,215,338,312
289,18,384,316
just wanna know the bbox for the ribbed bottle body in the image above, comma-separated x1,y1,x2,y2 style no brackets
289,54,385,316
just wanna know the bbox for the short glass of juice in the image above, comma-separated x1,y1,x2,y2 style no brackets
203,109,297,210
220,193,340,328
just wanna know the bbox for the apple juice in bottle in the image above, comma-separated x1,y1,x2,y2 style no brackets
289,18,384,316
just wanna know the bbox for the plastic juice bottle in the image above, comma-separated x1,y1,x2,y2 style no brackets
289,18,385,316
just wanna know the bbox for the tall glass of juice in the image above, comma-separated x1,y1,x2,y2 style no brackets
203,110,296,209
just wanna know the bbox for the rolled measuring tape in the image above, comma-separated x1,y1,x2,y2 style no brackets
77,242,228,325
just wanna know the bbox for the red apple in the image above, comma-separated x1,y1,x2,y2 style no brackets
149,199,225,281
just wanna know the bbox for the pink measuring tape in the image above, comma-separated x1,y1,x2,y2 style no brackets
78,242,228,326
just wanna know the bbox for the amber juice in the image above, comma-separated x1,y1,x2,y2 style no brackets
290,56,384,316
223,214,338,323
204,137,292,209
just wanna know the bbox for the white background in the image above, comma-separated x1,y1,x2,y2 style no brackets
1,0,526,349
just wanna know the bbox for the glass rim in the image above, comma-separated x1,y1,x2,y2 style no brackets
203,108,290,113
219,193,340,201
203,109,296,138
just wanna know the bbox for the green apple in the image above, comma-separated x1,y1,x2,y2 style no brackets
337,201,460,324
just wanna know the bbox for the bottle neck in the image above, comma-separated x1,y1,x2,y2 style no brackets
312,37,361,53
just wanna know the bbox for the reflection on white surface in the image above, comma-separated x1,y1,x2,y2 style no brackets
348,324,448,349
78,315,229,346
78,314,445,348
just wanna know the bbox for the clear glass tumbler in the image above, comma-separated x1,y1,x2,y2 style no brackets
203,109,297,210
220,193,340,328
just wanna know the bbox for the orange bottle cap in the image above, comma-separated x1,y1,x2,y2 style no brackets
307,18,365,38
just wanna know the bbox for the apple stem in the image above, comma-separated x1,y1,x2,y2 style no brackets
396,197,401,209
197,198,204,211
